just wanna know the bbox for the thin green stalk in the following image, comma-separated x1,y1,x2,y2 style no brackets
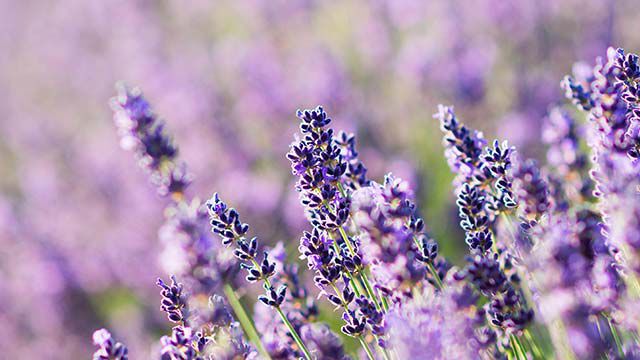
606,317,624,358
337,226,386,309
524,328,544,359
329,235,364,297
552,319,577,360
358,336,376,360
360,272,385,311
274,306,313,360
330,283,390,360
223,284,271,360
510,334,527,360
248,260,313,360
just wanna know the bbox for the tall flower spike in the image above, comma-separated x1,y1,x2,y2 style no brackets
206,193,313,359
92,329,129,360
287,106,350,231
288,106,387,357
438,105,534,341
335,130,370,190
110,83,192,197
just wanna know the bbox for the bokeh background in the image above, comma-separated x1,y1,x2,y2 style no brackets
2,0,640,358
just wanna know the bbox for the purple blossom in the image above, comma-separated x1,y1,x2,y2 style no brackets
386,283,495,360
300,324,351,360
92,329,129,360
157,276,189,325
159,326,203,360
287,106,350,231
110,83,192,197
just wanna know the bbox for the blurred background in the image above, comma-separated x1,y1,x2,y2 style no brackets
1,0,640,358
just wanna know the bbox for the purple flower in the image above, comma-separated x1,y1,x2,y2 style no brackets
386,283,495,360
512,158,550,221
435,105,486,182
159,199,238,299
438,105,534,338
351,175,442,300
159,326,203,360
157,276,192,327
92,329,128,360
110,83,192,197
300,324,351,360
287,106,350,231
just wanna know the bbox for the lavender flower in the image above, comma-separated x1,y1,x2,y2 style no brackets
155,275,255,359
206,193,286,306
206,192,313,359
159,326,204,360
542,107,592,210
286,106,350,231
437,105,534,340
351,174,445,299
300,324,351,360
159,199,238,300
92,329,129,360
157,276,189,325
110,83,192,197
435,105,486,183
386,283,495,360
335,131,370,190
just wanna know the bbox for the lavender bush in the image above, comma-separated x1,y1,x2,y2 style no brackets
86,45,640,359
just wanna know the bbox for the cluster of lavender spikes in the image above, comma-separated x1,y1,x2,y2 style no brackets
94,47,640,360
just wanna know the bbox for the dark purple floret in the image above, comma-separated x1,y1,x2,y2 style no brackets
340,310,366,337
258,285,288,307
207,193,249,246
92,329,129,360
159,326,204,360
335,131,370,190
157,276,189,325
561,75,594,111
356,296,386,339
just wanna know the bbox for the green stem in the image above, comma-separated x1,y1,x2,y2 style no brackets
361,272,385,311
358,336,376,360
606,317,624,358
330,283,389,360
337,226,386,309
247,259,312,359
274,306,313,360
524,329,544,359
510,334,527,360
329,236,364,298
223,284,272,360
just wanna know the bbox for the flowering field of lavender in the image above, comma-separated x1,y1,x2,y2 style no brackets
3,1,640,359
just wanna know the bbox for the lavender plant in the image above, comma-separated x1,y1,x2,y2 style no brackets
89,46,640,360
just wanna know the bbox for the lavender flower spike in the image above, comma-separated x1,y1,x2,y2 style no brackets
206,192,313,360
110,83,192,197
92,329,128,360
